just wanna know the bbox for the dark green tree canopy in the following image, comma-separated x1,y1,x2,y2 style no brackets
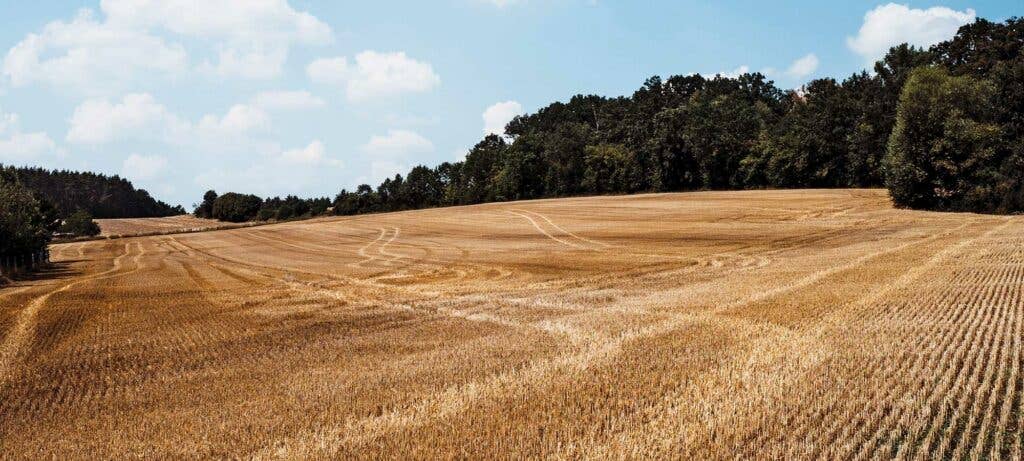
194,190,218,218
885,67,1002,211
211,193,264,223
2,165,184,219
0,172,55,257
59,210,102,237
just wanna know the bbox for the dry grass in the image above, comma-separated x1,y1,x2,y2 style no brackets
1,189,1021,459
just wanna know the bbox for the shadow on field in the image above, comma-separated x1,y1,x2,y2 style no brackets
1,262,79,287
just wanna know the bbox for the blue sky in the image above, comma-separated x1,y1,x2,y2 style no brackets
0,1,1018,208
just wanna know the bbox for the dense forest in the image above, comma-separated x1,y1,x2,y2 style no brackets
2,166,185,219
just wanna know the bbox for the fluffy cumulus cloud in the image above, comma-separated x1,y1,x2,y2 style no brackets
847,3,975,65
3,10,188,93
0,107,59,161
281,140,342,166
67,91,325,146
308,51,440,101
99,0,331,44
66,93,175,144
785,53,819,79
207,47,290,80
121,153,168,180
197,104,270,135
3,0,332,91
482,101,523,136
0,132,59,161
306,57,349,85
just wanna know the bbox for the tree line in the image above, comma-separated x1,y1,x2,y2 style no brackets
0,165,157,262
5,166,185,219
193,191,332,223
304,17,1019,220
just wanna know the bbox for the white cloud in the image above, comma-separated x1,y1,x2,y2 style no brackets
308,51,441,101
66,93,174,144
3,10,188,93
0,132,59,161
67,89,331,147
785,53,819,79
4,0,332,91
200,104,269,134
208,46,288,80
361,129,434,157
847,3,975,65
101,0,331,79
121,153,168,180
0,106,60,160
344,51,440,100
482,100,523,136
100,0,331,44
281,140,342,166
306,57,348,85
253,90,325,110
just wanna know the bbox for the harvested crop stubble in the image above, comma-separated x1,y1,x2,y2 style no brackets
1,189,1021,459
95,215,226,237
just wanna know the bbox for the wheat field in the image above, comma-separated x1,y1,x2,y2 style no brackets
1,189,1021,459
95,215,228,237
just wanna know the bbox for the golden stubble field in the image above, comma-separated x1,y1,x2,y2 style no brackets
1,189,1021,459
95,214,228,237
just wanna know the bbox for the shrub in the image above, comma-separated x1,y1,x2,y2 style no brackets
211,193,264,223
59,210,101,237
0,176,53,256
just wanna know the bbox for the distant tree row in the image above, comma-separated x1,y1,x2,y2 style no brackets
201,17,1020,221
194,191,332,223
3,165,185,219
